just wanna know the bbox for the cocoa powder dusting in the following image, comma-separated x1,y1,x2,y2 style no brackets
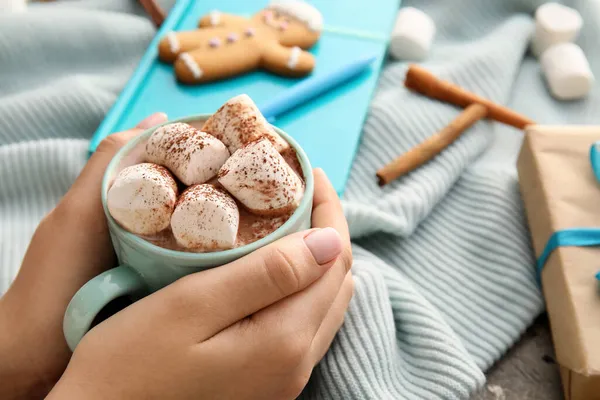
145,123,218,175
144,196,287,253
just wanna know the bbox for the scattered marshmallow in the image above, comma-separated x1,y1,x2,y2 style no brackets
389,7,436,61
145,122,230,186
0,0,27,13
202,94,289,154
541,42,594,100
170,184,240,251
107,163,178,236
531,3,582,57
218,138,304,216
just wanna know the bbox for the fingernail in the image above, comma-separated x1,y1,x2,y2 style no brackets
304,227,342,265
137,112,168,129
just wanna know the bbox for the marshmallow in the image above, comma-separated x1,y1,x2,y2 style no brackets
531,3,582,57
389,7,436,61
145,122,230,186
541,43,594,100
171,184,240,251
107,163,178,236
218,138,304,216
0,0,27,13
202,94,289,154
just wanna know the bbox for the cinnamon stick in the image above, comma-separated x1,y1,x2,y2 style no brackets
405,65,535,130
139,0,166,28
376,104,487,186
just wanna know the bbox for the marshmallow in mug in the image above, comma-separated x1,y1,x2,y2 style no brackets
530,3,582,57
107,163,178,236
202,94,289,154
145,122,230,186
171,184,240,251
218,138,304,216
541,43,594,100
389,7,436,61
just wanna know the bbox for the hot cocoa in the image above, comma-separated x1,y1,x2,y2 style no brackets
106,95,305,253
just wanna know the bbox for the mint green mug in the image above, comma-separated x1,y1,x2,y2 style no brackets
63,114,314,351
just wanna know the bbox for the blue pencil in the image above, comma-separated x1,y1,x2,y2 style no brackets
259,53,378,121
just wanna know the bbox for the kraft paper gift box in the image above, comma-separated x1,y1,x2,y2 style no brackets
517,125,600,400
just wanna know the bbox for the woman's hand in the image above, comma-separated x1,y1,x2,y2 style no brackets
0,113,168,399
48,168,353,400
0,114,353,399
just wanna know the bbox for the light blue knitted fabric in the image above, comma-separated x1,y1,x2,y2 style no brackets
2,0,597,398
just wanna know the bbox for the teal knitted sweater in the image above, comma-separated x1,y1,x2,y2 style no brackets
3,0,598,398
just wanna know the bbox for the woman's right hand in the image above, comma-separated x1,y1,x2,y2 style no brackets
47,169,353,400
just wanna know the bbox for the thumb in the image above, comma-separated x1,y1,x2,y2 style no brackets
167,227,343,341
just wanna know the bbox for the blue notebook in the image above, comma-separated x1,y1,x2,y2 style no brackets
91,0,401,195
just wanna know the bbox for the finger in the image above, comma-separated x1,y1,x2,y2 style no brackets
310,272,354,364
163,227,343,341
196,274,352,396
248,170,353,345
312,168,350,243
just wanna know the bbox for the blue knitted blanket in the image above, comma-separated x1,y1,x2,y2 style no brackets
3,0,597,398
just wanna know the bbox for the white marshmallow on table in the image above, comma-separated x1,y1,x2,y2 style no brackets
107,163,178,236
531,3,582,57
170,184,240,251
541,42,594,100
145,122,230,186
389,7,436,61
0,0,27,13
218,138,304,216
202,94,289,154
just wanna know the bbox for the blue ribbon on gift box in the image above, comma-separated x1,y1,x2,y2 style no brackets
536,141,600,284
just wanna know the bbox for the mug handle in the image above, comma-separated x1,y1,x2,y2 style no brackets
63,265,147,351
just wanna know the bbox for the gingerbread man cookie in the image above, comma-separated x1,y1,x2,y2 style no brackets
158,0,323,84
